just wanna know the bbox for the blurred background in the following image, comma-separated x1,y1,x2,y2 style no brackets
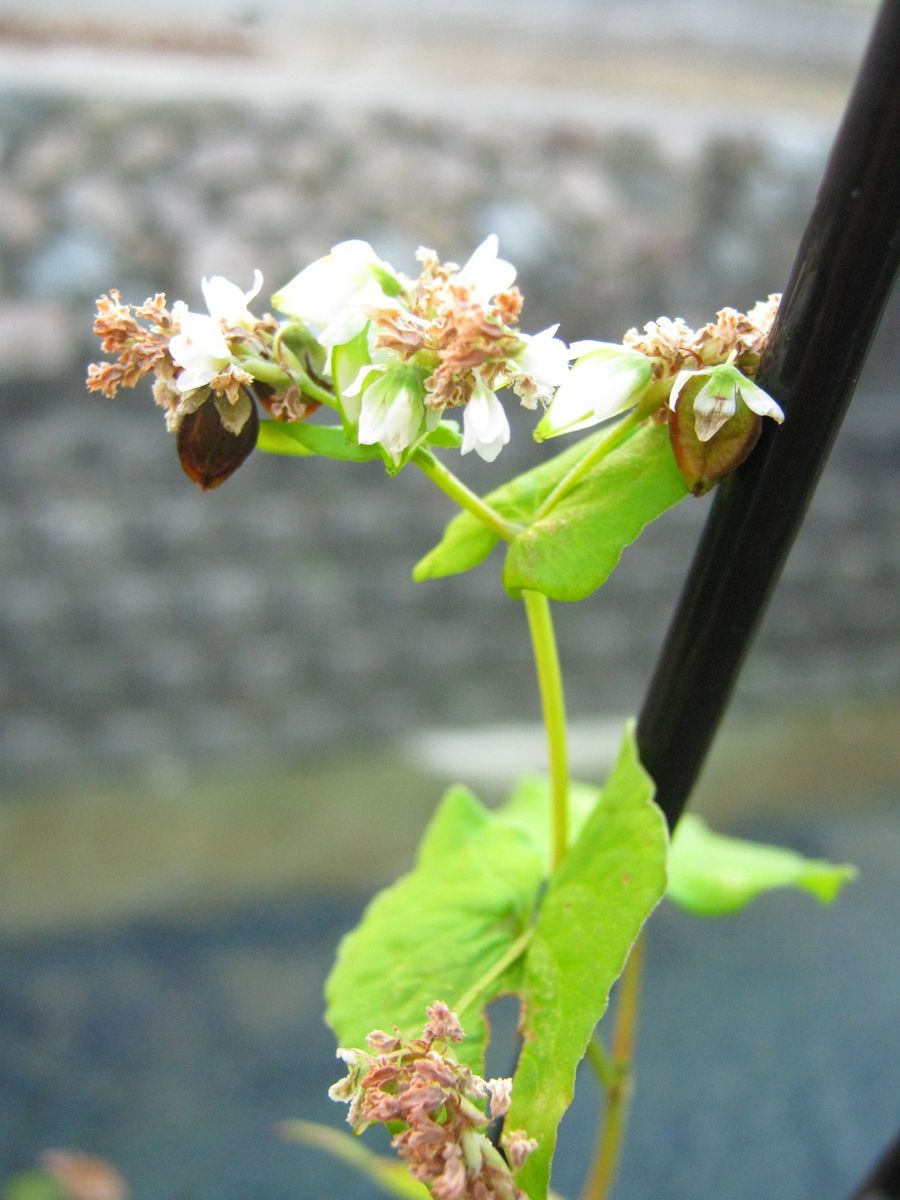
0,1,897,1197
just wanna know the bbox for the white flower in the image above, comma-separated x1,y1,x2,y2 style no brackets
534,342,653,441
271,240,402,350
509,323,570,408
461,372,511,463
169,302,231,394
352,364,430,464
200,269,263,327
669,363,784,441
456,234,516,304
168,271,262,394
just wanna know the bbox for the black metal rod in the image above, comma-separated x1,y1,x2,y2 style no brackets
636,0,900,830
849,1128,900,1200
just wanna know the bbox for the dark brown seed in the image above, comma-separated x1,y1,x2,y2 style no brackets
176,397,259,490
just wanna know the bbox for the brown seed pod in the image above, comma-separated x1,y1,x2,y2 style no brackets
668,375,762,496
176,396,259,490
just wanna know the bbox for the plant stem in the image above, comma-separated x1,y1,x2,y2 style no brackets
534,411,642,522
522,589,569,870
585,1033,617,1092
413,449,523,541
581,937,646,1200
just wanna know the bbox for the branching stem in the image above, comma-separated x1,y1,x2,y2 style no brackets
413,449,523,541
535,411,643,521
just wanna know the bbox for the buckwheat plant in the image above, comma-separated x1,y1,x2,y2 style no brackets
88,237,854,1200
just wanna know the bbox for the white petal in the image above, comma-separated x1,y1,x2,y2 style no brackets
201,270,262,325
343,362,385,398
517,326,571,390
317,297,378,351
461,376,510,463
358,375,423,462
272,242,391,329
738,377,785,424
458,235,517,303
668,368,704,411
693,378,738,442
174,365,217,394
171,309,229,360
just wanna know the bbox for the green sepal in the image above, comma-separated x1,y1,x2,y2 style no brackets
332,326,372,436
502,419,689,601
667,814,857,916
278,321,329,380
507,724,668,1199
256,421,382,462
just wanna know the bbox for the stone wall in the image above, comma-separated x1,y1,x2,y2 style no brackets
1,10,897,796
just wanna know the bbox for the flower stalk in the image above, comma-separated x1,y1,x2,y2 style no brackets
414,449,523,542
522,589,569,871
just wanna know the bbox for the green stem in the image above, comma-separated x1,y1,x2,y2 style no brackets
586,1034,617,1092
241,353,339,409
534,410,643,521
453,927,534,1019
522,590,569,870
413,449,523,541
580,937,645,1200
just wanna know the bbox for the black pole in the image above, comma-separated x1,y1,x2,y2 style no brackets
636,0,900,830
848,1129,900,1200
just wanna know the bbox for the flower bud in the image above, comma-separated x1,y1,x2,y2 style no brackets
534,343,654,441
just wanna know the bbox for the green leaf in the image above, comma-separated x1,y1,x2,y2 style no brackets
667,814,857,917
256,421,382,462
3,1173,66,1200
507,725,668,1200
503,420,689,602
325,785,544,1072
413,427,619,583
427,419,462,449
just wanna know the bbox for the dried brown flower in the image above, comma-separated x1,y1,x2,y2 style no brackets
330,1003,536,1200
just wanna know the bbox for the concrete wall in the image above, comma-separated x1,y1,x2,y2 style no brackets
0,1,896,796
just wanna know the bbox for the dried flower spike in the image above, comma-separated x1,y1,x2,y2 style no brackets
329,1003,536,1200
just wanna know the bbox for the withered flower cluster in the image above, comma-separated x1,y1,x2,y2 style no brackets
329,1002,537,1200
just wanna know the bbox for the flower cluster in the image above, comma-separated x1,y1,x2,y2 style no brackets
536,294,784,443
87,236,784,492
87,273,277,436
329,1002,537,1200
273,235,569,464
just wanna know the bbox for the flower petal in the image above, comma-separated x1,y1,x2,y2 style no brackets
201,270,263,326
458,235,517,303
692,377,738,442
737,377,785,424
461,375,510,462
536,347,651,440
